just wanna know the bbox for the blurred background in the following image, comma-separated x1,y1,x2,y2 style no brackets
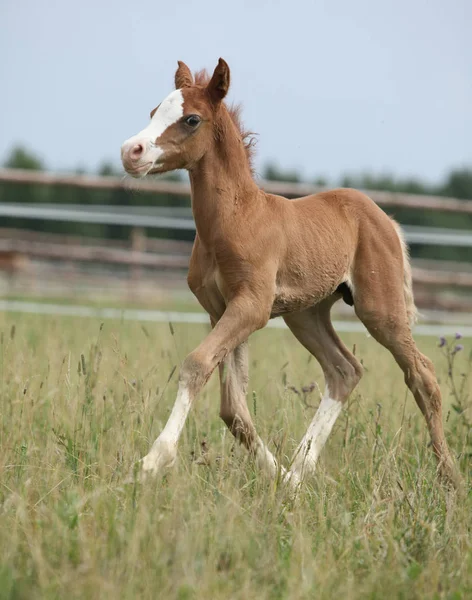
0,0,471,324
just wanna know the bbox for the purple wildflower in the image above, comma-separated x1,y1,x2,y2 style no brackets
452,344,464,354
438,336,446,348
455,332,463,340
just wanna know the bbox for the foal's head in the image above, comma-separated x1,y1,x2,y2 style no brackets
121,59,239,177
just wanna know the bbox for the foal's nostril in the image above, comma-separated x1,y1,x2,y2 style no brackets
130,143,144,159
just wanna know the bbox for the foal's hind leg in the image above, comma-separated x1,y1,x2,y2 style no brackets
283,296,363,487
352,274,460,487
218,341,284,478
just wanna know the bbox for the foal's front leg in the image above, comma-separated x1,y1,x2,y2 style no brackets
140,299,269,478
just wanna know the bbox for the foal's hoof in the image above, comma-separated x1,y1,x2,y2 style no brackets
140,445,177,481
123,449,177,486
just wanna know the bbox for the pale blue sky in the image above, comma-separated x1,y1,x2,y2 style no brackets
1,0,470,183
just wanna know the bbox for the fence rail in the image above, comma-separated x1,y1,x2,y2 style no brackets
0,203,196,231
1,168,471,313
1,299,472,337
1,227,472,292
3,236,472,287
1,167,472,214
1,202,472,247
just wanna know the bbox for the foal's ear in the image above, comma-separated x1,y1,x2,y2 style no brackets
175,61,193,89
207,58,230,103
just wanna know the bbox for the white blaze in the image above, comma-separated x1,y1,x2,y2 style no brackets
136,89,184,144
121,89,184,169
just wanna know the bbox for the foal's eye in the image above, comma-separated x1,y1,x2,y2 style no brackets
184,115,201,128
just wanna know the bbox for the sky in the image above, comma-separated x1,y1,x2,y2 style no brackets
1,0,471,184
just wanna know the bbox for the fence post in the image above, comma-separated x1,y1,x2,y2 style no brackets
129,227,146,299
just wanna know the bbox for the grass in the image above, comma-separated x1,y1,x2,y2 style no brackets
1,291,202,313
0,311,471,599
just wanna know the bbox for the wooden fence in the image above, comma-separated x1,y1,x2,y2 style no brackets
1,167,472,214
0,168,471,312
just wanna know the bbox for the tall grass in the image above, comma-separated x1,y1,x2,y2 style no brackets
0,313,471,599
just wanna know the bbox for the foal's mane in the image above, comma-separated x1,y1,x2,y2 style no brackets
194,70,256,171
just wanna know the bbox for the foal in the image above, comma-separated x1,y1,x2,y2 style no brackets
121,59,459,489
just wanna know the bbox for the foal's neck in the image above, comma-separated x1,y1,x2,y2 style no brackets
188,115,259,246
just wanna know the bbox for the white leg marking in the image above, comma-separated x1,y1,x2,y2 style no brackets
286,388,343,487
141,382,191,476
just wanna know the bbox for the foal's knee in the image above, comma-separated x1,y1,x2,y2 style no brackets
180,350,214,394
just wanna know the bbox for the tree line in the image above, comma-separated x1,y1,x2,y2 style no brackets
1,146,471,262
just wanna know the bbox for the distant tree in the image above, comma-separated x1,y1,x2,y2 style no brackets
314,176,328,187
98,162,119,177
440,168,472,200
264,162,301,183
340,174,355,188
339,172,432,195
4,146,44,170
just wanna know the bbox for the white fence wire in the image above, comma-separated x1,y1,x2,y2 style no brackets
1,300,471,338
1,203,472,247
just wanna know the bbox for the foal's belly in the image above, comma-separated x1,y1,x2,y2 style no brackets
201,267,343,319
271,285,327,318
271,270,348,317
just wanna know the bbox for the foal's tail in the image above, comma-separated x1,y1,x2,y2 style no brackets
392,220,418,328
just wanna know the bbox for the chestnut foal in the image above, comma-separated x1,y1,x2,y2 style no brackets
121,59,459,490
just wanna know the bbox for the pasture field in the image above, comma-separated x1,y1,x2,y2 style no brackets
0,311,471,599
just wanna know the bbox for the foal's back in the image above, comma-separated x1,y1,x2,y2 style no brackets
290,187,399,245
